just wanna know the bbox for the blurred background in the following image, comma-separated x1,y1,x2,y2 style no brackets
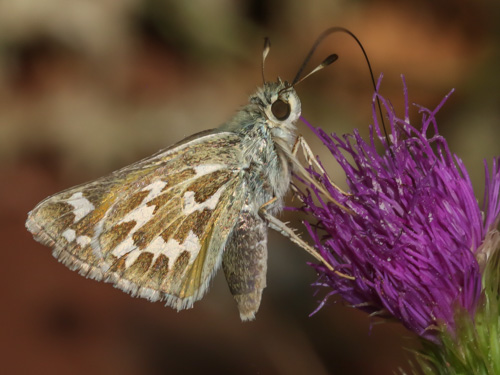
2,0,499,374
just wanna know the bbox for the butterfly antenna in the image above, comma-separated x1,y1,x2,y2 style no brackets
262,37,271,84
292,54,338,87
292,27,389,146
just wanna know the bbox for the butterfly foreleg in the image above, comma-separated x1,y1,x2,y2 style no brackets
293,135,349,196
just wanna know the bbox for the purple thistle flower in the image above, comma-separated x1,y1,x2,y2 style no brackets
299,76,500,342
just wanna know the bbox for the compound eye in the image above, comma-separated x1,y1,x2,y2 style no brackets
271,99,291,121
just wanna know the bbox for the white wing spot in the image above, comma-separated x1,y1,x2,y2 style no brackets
61,229,91,249
181,230,202,262
77,235,91,248
183,186,225,215
194,164,224,176
142,180,167,203
66,192,95,222
122,205,156,230
123,248,142,268
113,238,135,259
62,228,76,242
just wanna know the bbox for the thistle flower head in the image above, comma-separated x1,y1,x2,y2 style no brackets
300,76,500,342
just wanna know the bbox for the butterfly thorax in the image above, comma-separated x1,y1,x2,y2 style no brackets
219,80,301,213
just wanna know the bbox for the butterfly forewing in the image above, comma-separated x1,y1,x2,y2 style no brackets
26,131,246,310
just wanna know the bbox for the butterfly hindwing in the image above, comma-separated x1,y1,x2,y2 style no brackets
26,130,247,310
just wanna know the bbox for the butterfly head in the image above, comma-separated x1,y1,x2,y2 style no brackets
252,79,301,130
251,36,338,145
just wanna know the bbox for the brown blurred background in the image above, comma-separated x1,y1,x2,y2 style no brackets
1,1,499,374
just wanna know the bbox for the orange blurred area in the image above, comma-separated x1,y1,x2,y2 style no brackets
2,1,499,374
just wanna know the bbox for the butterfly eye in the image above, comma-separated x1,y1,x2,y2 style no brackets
271,99,291,121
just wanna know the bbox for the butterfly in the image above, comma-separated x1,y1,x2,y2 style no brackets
26,29,354,321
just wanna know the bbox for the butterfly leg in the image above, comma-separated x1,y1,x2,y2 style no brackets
222,210,268,321
289,135,351,213
292,135,349,196
259,199,354,280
